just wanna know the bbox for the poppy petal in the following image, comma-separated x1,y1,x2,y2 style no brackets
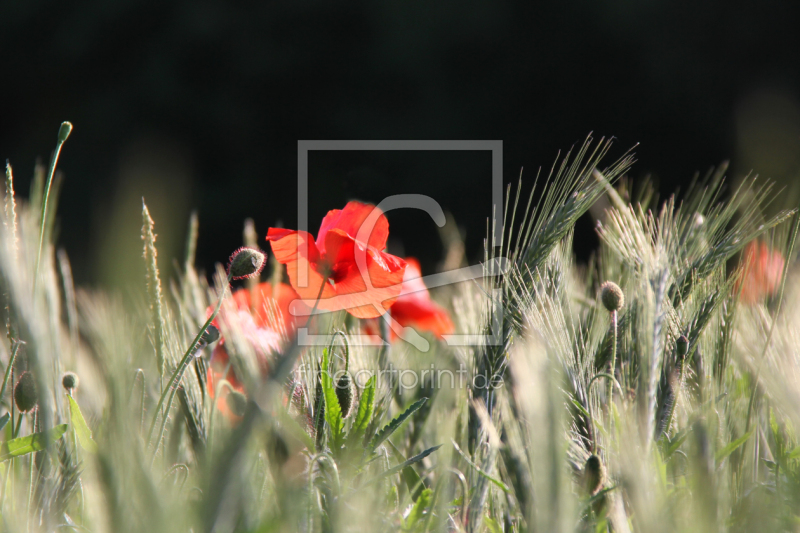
206,344,245,421
391,299,455,338
319,230,406,318
316,201,390,253
266,228,321,265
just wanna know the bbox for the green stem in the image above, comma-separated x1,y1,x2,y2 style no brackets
12,413,23,438
33,122,71,296
148,271,233,461
26,409,37,531
0,341,20,407
606,310,618,405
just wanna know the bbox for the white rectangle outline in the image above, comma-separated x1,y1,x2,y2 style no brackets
296,140,504,347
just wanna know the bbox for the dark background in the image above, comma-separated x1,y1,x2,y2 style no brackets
2,0,800,289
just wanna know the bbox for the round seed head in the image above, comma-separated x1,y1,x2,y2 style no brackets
335,373,355,419
676,335,689,360
14,371,38,412
584,454,606,496
227,247,266,280
600,281,625,312
62,371,80,391
226,390,247,417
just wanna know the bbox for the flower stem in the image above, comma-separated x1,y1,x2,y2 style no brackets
607,310,618,406
33,122,71,296
0,340,20,408
148,270,233,462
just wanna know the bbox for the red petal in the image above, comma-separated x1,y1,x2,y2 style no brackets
316,201,389,254
396,258,431,304
737,241,785,305
391,299,455,338
266,228,321,265
389,257,454,338
319,229,406,318
206,344,245,422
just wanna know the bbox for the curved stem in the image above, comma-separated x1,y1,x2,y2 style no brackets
328,330,349,373
589,373,624,400
148,270,233,461
33,124,70,296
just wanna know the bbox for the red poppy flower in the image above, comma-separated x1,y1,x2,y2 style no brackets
266,201,407,319
364,257,455,341
207,282,309,420
736,240,785,305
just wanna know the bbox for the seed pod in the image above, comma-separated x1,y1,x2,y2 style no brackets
676,335,689,362
336,373,355,419
62,371,79,392
227,247,266,280
14,371,38,412
202,324,220,344
600,281,625,312
226,390,247,417
584,454,606,496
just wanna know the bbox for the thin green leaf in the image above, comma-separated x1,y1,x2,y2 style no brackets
403,488,432,531
716,430,754,462
368,397,427,453
0,424,68,461
371,445,442,483
387,440,425,501
452,439,511,494
321,349,345,451
484,515,503,533
347,375,375,448
0,413,9,433
68,395,98,453
663,427,691,460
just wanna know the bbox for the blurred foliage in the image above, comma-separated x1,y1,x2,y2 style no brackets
2,0,800,289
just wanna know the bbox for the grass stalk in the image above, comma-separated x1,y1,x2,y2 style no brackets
147,270,233,462
33,122,72,296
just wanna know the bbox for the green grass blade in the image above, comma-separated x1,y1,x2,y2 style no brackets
320,348,344,451
716,430,754,462
368,397,427,453
68,395,98,453
403,487,432,530
370,444,442,484
347,375,375,448
0,424,68,461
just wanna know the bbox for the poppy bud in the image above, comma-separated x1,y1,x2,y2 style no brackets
600,281,625,312
14,371,38,412
584,454,606,496
336,373,355,419
313,378,325,446
676,335,689,361
62,371,79,392
57,121,73,143
227,247,266,280
226,390,247,417
201,324,220,344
